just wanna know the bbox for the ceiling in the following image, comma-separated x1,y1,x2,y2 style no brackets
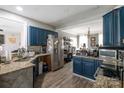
0,5,97,27
0,18,24,34
0,5,116,35
0,5,116,27
61,19,102,35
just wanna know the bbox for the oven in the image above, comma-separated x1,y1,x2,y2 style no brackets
99,49,117,59
97,49,123,87
99,49,119,76
99,49,118,69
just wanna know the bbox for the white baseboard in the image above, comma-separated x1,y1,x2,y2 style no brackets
73,73,96,82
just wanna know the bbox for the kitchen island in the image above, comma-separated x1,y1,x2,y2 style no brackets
73,55,123,88
73,56,102,80
0,53,51,88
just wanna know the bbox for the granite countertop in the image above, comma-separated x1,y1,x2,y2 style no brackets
99,57,124,68
0,53,51,75
73,55,103,61
74,55,124,67
93,75,121,88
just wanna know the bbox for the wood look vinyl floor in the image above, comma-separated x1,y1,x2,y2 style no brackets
34,62,93,88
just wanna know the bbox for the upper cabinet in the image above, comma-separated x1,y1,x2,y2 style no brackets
103,11,114,46
119,7,124,45
103,7,124,47
46,30,58,38
28,26,58,46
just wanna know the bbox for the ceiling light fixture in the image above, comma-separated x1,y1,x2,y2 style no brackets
16,6,23,11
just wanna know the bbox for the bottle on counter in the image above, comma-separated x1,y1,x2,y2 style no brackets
5,50,11,64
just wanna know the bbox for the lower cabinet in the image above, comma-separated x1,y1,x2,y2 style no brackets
73,57,82,75
73,57,102,80
82,61,95,79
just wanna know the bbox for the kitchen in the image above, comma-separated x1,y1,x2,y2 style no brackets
0,5,124,88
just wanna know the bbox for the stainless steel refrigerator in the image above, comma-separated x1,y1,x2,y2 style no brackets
47,35,64,71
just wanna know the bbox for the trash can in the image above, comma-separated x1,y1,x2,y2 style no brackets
43,63,48,73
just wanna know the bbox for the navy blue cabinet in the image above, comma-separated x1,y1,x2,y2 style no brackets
82,61,95,79
28,26,58,46
46,30,58,38
113,9,120,45
103,7,124,46
119,7,124,46
73,57,82,75
28,26,47,46
73,56,102,80
103,11,114,46
28,26,39,45
38,29,47,45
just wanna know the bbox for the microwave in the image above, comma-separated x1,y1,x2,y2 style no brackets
99,49,117,59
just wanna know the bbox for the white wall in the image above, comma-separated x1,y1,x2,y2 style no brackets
0,9,55,30
57,30,77,38
79,33,103,49
70,37,77,48
0,9,55,49
57,30,77,48
98,33,103,46
4,32,21,52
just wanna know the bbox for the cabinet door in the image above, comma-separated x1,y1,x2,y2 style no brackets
73,57,82,75
82,61,95,78
94,60,102,71
120,7,124,46
38,29,47,45
29,26,38,46
42,30,47,45
37,29,42,45
29,26,48,46
46,30,58,38
103,12,114,46
113,9,120,46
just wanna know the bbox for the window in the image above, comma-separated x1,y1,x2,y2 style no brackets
79,35,88,48
99,33,103,46
70,37,77,48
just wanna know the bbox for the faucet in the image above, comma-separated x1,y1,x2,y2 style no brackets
17,47,26,59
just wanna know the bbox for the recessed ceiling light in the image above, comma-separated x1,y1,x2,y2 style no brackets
16,6,23,11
